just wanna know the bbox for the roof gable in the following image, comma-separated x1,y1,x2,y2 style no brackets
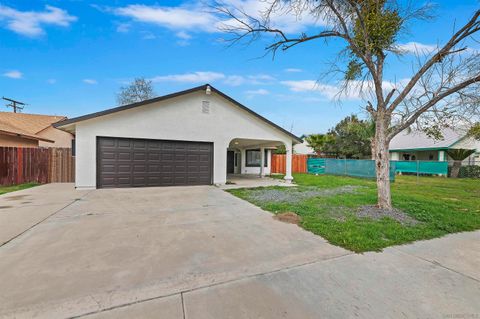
54,84,302,143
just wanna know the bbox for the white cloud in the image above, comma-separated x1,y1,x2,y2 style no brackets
114,4,217,32
223,74,276,86
224,75,245,86
150,71,225,83
215,0,328,34
3,70,22,79
116,23,130,33
398,42,437,54
245,88,269,96
110,1,326,35
284,68,302,73
149,71,276,86
83,79,98,85
281,79,406,101
0,5,76,37
140,31,156,40
176,31,192,40
176,31,192,46
248,74,276,84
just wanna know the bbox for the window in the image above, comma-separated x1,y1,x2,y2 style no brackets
245,149,268,167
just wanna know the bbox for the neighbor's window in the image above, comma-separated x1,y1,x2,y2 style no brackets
245,149,268,167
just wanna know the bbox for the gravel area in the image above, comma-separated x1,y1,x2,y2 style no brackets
245,185,360,203
356,205,419,225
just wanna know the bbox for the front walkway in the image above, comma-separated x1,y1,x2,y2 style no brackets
0,184,478,318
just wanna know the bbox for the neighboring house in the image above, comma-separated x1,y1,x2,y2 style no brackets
389,128,480,164
55,84,302,189
294,140,316,155
0,112,73,148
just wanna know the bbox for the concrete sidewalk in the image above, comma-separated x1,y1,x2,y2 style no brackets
0,184,478,319
82,231,480,319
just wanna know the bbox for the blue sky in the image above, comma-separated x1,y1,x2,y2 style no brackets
0,0,478,135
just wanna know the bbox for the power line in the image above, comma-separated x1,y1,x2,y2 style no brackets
2,97,26,113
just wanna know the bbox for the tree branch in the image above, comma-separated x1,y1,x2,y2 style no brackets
388,74,480,140
387,10,480,113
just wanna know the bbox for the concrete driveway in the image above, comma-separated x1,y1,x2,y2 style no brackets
0,184,479,319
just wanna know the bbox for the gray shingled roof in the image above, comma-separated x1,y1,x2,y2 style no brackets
389,127,465,150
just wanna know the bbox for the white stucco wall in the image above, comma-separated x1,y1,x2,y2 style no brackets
294,141,315,155
73,90,295,188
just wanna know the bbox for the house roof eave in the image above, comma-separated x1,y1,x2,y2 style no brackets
53,84,302,144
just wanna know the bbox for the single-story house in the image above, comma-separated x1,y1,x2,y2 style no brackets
294,140,316,155
0,112,73,148
54,84,302,189
389,127,480,164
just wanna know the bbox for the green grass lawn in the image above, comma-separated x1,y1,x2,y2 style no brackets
0,183,39,196
228,174,480,252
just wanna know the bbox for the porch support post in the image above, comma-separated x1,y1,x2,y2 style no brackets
284,141,293,183
438,150,446,161
260,147,265,177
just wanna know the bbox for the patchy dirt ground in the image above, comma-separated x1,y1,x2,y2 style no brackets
356,205,419,225
274,212,302,225
245,185,361,203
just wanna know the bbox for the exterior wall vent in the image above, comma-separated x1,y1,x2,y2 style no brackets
202,101,210,114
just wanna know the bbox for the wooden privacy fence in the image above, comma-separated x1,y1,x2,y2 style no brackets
0,147,74,186
271,154,308,174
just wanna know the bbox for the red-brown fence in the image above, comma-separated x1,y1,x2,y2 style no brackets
271,154,308,174
0,147,74,186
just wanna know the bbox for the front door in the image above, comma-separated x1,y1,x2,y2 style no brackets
227,151,235,174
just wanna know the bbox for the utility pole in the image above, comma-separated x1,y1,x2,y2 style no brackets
2,97,26,113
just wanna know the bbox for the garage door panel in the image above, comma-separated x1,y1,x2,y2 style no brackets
97,137,212,188
117,140,132,148
117,152,132,161
133,140,146,149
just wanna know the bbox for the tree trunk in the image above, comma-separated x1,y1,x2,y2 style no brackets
450,161,461,178
374,117,392,209
370,138,376,160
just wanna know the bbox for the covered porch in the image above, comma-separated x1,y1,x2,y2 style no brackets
390,149,448,162
226,138,293,182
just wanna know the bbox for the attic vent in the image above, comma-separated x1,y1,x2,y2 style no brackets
202,101,210,114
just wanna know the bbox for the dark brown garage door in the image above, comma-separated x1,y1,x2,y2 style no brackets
97,137,213,188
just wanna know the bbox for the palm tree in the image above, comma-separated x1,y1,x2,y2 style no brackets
447,149,476,178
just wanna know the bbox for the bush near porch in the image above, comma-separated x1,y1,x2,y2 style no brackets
228,174,480,252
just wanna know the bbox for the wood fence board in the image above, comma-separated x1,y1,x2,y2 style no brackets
271,154,308,174
0,147,74,186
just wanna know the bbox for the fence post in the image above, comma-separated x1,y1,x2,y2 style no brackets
344,157,347,176
416,160,419,184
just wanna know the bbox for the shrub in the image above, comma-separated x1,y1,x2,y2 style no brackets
448,165,480,178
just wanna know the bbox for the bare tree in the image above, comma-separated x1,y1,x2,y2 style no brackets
215,0,480,209
117,77,157,105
